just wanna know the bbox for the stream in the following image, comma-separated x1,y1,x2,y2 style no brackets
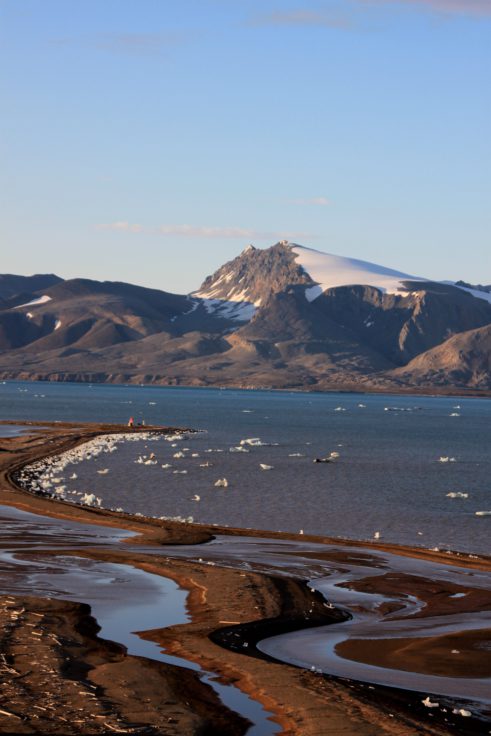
0,505,279,735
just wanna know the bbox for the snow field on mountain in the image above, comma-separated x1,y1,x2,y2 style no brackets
290,245,426,301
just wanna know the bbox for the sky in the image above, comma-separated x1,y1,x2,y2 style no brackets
1,0,490,293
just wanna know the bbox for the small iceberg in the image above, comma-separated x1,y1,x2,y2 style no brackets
214,478,229,487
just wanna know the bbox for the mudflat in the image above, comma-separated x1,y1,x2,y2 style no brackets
0,421,490,735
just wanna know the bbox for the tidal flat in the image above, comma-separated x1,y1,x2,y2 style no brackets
0,420,490,735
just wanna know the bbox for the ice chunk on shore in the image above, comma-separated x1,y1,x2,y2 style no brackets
80,493,101,507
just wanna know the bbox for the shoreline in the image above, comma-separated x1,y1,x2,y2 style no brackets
1,375,490,399
1,421,490,735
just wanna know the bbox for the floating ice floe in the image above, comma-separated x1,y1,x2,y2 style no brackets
173,451,186,458
334,407,346,412
214,478,229,487
192,494,200,502
452,709,471,717
259,464,273,471
288,453,305,457
475,511,491,516
439,456,456,463
16,431,180,508
229,446,249,453
240,437,265,447
161,464,172,469
97,468,109,475
449,413,460,417
446,492,468,498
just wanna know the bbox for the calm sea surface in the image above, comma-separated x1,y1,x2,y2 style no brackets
1,380,490,554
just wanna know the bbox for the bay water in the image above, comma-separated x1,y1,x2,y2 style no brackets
1,380,489,554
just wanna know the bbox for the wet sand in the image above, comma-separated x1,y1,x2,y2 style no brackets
0,421,490,735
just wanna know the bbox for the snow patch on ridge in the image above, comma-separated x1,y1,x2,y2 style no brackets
290,245,426,301
200,298,256,321
441,282,491,305
14,294,52,309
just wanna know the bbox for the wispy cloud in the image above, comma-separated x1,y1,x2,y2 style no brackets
357,0,491,16
53,32,183,56
248,0,491,27
248,9,353,29
291,196,331,206
95,222,312,240
158,225,312,240
95,221,144,233
93,32,181,55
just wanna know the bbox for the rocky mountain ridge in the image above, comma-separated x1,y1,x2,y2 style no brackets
1,243,490,393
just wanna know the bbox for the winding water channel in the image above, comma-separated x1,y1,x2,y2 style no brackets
0,505,279,735
2,498,491,733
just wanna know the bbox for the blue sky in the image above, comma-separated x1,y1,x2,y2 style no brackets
1,0,490,292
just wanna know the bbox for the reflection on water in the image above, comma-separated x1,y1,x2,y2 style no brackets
1,503,491,727
0,506,279,736
155,535,491,715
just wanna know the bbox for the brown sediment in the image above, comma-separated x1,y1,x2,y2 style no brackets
0,421,490,735
0,594,249,735
336,628,491,678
